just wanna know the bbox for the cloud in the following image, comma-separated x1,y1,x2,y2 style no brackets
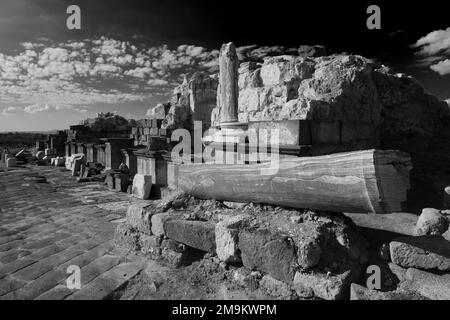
2,106,23,115
24,103,51,114
0,36,223,114
414,27,450,56
413,27,450,75
0,37,304,118
147,79,169,86
430,59,450,75
446,98,450,106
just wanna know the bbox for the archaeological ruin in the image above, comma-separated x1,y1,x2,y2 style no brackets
1,41,450,301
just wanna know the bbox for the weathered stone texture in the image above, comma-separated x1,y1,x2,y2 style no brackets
390,236,450,271
164,220,216,253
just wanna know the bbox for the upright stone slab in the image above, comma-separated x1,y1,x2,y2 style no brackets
103,138,134,170
132,174,152,199
6,157,17,167
65,143,71,158
115,173,130,192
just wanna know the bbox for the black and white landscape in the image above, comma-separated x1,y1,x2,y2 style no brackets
0,0,449,303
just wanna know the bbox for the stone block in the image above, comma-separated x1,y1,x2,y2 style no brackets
151,213,172,237
164,220,216,253
215,214,250,263
131,174,152,199
415,208,449,236
6,157,17,167
54,157,65,166
105,174,115,190
167,163,179,189
126,203,154,234
293,270,354,300
402,267,450,300
239,228,296,283
390,235,450,271
114,173,130,192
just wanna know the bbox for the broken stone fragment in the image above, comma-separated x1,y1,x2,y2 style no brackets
400,267,450,300
415,208,449,236
390,235,450,271
293,270,354,300
239,228,296,284
297,239,322,270
114,223,140,251
215,214,251,263
164,220,216,253
140,234,162,258
232,268,259,290
161,247,192,268
259,274,297,300
151,213,173,237
132,174,152,200
126,203,155,234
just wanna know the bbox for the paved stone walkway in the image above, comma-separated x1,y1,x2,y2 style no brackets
0,165,147,299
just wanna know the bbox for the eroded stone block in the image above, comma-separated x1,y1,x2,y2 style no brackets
164,220,216,253
132,174,152,199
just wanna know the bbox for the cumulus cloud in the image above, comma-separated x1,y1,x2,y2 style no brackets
430,59,450,75
0,37,303,117
0,36,223,114
413,27,450,75
2,103,88,115
2,106,23,115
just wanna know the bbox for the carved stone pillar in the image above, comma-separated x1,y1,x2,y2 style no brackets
219,42,239,125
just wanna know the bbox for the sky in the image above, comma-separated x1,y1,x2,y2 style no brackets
0,0,449,132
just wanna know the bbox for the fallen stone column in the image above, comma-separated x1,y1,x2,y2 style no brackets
177,149,412,214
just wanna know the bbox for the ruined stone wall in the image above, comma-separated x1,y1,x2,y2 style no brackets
211,53,450,154
168,72,218,131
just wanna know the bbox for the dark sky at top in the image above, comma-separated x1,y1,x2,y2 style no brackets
9,0,447,96
0,0,448,131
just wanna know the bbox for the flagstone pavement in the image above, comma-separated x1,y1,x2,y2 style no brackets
0,165,148,300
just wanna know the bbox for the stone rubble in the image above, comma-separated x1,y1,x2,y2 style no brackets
415,208,449,236
114,192,371,300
